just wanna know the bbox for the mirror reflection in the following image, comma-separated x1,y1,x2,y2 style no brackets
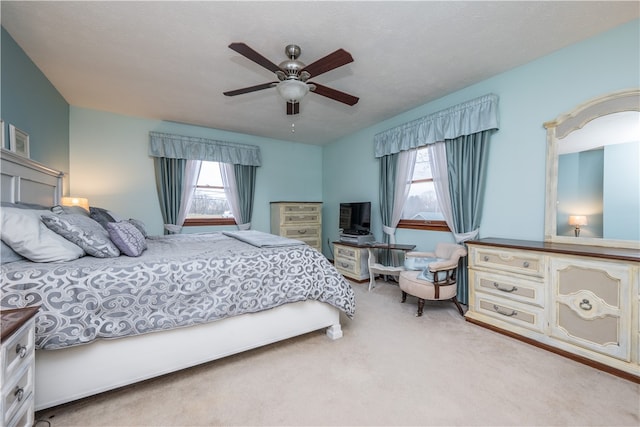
556,111,640,241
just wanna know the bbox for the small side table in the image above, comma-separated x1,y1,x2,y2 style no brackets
367,243,416,291
1,306,39,427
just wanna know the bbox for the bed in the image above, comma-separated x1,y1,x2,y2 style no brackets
0,149,355,410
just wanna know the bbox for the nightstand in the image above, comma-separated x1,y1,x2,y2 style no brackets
1,306,39,427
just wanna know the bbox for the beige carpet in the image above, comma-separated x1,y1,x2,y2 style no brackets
36,280,639,426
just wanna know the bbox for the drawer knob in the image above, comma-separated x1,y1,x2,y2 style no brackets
340,262,349,268
493,282,518,293
522,261,530,268
579,299,592,311
298,229,307,234
483,256,489,261
15,343,27,358
493,304,518,317
14,386,24,402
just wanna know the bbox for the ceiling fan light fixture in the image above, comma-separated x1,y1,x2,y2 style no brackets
277,79,309,103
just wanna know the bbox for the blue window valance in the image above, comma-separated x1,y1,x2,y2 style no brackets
374,94,499,158
149,132,262,166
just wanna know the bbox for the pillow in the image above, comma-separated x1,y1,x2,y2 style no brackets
126,218,148,238
51,205,90,216
1,240,25,264
404,256,438,271
0,208,84,262
41,214,120,258
89,206,118,229
106,222,147,257
416,259,454,283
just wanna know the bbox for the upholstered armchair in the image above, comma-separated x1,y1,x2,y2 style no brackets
399,243,467,317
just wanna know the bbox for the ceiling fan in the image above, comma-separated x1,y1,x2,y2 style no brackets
223,43,359,115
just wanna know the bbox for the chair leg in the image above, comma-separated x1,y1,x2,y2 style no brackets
401,291,407,303
416,298,425,317
452,298,464,316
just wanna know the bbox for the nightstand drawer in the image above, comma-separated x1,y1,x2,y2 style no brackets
474,294,545,332
335,258,357,274
5,393,33,427
335,245,359,261
1,320,35,385
2,364,33,427
471,247,545,277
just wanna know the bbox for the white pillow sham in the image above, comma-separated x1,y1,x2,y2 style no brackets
0,207,85,262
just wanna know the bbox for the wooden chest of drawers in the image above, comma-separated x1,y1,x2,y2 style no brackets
1,307,38,427
466,238,640,382
270,202,322,252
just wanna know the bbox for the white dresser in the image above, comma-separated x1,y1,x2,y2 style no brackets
466,238,639,382
270,202,322,252
333,242,369,281
1,307,39,427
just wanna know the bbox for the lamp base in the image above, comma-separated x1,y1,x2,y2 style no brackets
574,227,581,237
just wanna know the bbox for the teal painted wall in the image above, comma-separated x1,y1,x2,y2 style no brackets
1,27,69,178
322,19,640,253
69,107,323,236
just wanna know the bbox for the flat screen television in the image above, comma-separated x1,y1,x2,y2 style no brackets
339,202,371,235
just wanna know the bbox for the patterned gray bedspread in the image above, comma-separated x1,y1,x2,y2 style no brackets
1,233,355,350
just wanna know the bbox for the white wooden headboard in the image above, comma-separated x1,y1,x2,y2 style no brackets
0,148,63,206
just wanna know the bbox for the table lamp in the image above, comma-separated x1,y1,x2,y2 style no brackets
568,215,587,237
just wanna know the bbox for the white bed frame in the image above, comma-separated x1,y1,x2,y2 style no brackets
0,149,343,410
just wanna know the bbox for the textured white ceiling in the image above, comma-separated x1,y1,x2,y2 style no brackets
2,1,638,145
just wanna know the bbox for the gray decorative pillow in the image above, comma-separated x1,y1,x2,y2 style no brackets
126,218,148,238
41,214,120,258
89,207,118,229
106,222,147,257
51,205,90,216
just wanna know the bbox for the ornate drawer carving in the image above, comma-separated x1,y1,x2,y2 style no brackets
472,247,545,278
550,258,631,361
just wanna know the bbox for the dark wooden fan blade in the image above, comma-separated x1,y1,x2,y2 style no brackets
309,83,359,106
301,49,354,78
223,82,277,96
228,42,282,73
286,102,300,115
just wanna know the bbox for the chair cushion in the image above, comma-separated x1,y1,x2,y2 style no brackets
399,270,457,301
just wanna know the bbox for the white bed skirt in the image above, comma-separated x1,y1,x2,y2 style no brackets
35,300,342,410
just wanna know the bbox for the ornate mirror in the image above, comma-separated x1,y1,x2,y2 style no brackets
543,89,640,249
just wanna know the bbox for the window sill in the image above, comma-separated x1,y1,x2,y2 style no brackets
183,218,237,226
397,220,450,232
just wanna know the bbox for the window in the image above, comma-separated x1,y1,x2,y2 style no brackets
183,161,236,226
398,147,450,232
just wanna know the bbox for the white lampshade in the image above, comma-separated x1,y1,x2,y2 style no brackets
568,215,588,226
61,196,90,212
276,80,309,103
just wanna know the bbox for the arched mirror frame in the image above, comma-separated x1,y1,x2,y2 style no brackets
543,88,640,250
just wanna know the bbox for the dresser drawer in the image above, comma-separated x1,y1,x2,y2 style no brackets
280,225,320,239
471,247,545,277
280,203,321,215
474,293,545,332
1,319,35,384
473,270,544,307
2,363,34,427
